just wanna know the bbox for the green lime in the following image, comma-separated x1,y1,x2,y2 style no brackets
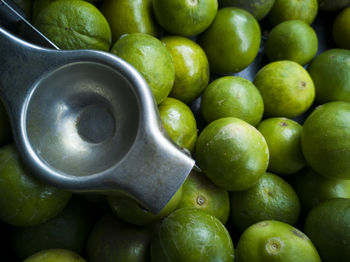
0,144,71,227
107,186,183,226
200,76,264,126
34,0,112,51
333,7,350,48
198,7,261,74
152,0,218,36
24,249,86,262
101,0,159,44
301,101,350,180
253,60,315,118
161,36,210,104
305,198,350,262
257,117,306,175
318,0,350,11
177,170,230,224
265,20,318,65
86,213,151,262
218,0,275,20
196,117,269,191
292,167,350,212
11,197,94,260
111,33,175,104
158,97,198,152
236,220,321,262
308,49,350,104
151,207,234,261
230,173,300,232
268,0,318,26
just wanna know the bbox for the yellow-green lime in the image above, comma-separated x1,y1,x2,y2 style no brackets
200,76,264,126
198,7,261,74
265,20,318,65
101,0,159,44
152,0,218,36
253,60,315,118
161,36,210,104
196,117,269,191
23,249,86,262
333,7,350,50
301,101,350,180
177,170,230,224
111,33,175,104
158,97,198,153
34,0,112,51
230,173,300,232
257,117,306,175
236,220,321,262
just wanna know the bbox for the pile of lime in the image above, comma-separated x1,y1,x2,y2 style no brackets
2,0,350,261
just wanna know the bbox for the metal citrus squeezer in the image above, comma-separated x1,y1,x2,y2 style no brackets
0,0,195,213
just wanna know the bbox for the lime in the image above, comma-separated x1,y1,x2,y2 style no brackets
0,144,71,227
158,97,198,152
268,0,318,26
111,33,175,104
292,167,350,212
161,36,209,104
230,173,300,232
198,7,261,74
265,20,318,65
305,198,350,262
152,0,218,36
253,60,315,118
333,7,350,51
151,207,234,261
107,186,182,226
177,170,230,224
34,0,112,51
318,0,350,11
257,117,306,175
301,101,350,180
24,249,85,262
101,0,159,44
236,220,321,262
218,0,275,20
11,197,94,260
200,76,264,126
307,49,350,103
196,117,269,191
86,213,151,262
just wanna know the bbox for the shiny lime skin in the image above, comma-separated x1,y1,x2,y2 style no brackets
198,7,261,74
318,0,350,11
236,220,321,262
253,60,315,118
268,0,318,26
219,0,275,20
231,173,300,232
111,33,175,104
0,144,71,227
266,20,318,65
151,207,234,262
305,198,350,262
177,170,230,224
152,0,218,36
301,102,350,180
200,76,264,126
308,49,350,104
11,197,94,260
257,117,306,175
196,117,269,191
24,249,86,262
101,0,159,44
292,167,350,212
158,97,198,152
161,36,209,104
86,213,151,262
107,186,183,226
